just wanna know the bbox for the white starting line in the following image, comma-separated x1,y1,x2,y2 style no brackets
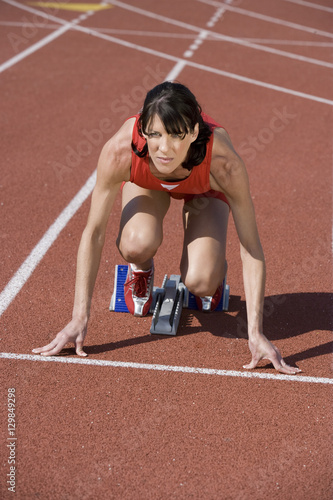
1,352,332,385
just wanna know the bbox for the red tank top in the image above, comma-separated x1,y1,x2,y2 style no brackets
130,113,222,196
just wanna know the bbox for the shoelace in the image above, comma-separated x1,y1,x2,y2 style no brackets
125,272,152,298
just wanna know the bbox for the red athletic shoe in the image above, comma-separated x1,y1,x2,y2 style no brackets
195,283,223,312
124,264,154,317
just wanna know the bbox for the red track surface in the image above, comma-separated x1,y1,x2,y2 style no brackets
1,0,332,499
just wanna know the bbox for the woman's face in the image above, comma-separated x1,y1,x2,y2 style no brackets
143,114,199,175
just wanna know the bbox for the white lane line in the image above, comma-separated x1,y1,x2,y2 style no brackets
107,0,333,68
206,5,226,28
2,21,333,48
183,4,229,59
3,0,333,105
236,39,333,47
0,21,62,28
0,171,97,317
184,29,209,58
281,0,333,13
1,352,332,385
164,60,187,81
198,0,333,38
0,20,77,74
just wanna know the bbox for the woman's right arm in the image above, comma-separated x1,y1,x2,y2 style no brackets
32,119,135,357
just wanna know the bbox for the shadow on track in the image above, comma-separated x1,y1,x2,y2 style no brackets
59,292,332,364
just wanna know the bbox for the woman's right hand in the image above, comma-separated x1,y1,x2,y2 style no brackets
32,318,88,357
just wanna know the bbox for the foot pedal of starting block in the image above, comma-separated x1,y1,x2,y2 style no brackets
109,265,130,312
150,275,186,336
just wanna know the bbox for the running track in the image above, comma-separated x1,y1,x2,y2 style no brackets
0,0,332,498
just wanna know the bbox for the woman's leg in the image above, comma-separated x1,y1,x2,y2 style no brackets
180,197,229,298
116,182,170,316
117,182,171,269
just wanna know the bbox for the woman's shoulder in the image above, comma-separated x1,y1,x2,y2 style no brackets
209,126,246,189
97,117,137,183
211,126,237,159
105,117,136,159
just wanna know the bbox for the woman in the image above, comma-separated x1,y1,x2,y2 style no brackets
33,82,300,375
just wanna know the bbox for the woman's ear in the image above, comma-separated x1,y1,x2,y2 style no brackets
191,123,199,143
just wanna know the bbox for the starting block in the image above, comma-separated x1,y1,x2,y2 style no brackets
109,265,230,336
150,274,186,335
109,265,131,313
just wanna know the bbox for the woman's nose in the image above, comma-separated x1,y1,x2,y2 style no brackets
159,135,170,152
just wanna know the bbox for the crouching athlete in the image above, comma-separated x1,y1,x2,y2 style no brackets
33,81,301,375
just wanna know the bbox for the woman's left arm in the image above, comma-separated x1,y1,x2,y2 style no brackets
210,130,301,374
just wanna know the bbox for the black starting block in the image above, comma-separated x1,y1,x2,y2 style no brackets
109,265,230,336
150,274,186,335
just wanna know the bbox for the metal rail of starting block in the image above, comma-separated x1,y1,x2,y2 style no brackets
109,265,230,336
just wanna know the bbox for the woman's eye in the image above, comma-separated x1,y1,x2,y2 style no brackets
146,132,183,139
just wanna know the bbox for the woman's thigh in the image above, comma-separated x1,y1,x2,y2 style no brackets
180,197,229,296
117,182,171,262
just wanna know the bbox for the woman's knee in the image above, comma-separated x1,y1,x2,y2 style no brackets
117,227,162,263
182,271,217,297
182,262,227,297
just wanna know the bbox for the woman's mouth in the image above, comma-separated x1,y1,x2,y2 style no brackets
157,156,173,164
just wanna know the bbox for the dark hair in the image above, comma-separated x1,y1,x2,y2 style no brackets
131,82,212,171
